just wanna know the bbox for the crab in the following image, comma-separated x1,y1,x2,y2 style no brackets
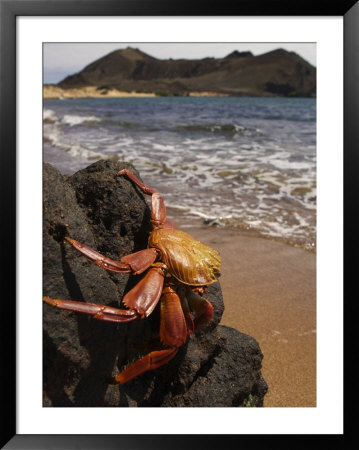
43,169,221,384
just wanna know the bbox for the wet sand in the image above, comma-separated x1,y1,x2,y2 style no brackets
185,225,316,407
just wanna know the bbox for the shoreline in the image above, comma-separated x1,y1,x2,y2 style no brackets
43,85,229,99
183,224,316,407
166,209,316,254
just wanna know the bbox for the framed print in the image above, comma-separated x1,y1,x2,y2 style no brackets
1,0,357,448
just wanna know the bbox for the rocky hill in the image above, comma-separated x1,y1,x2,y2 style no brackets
58,47,316,97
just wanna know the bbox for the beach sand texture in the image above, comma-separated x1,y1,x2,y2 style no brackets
186,226,316,407
43,85,227,99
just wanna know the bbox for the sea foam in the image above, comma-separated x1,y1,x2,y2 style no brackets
61,114,102,126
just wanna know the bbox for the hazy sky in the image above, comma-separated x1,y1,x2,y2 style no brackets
43,42,316,84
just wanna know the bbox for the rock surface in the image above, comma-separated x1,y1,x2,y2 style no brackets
43,160,268,407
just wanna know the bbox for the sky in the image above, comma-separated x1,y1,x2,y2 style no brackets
43,42,316,84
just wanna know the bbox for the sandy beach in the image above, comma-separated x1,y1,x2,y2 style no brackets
184,224,316,407
43,85,228,99
43,85,156,99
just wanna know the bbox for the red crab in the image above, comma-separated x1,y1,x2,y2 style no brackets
44,169,221,384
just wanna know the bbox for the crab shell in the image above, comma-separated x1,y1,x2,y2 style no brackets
148,228,221,286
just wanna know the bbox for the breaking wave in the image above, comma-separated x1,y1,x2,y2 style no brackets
43,97,316,251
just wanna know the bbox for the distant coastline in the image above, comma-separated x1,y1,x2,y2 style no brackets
43,85,229,99
48,47,315,98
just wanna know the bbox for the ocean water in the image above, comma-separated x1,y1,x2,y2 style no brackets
43,97,316,251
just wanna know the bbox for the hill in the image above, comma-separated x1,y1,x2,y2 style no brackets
57,47,316,97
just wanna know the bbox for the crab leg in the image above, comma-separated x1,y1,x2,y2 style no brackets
117,169,168,229
159,285,188,347
44,264,166,323
121,248,159,275
110,348,178,384
110,284,188,384
65,237,159,274
43,296,138,323
65,237,131,273
122,266,165,318
186,289,214,331
177,286,194,335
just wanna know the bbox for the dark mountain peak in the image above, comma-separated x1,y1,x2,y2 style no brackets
260,48,301,61
225,50,253,59
81,47,155,72
254,48,313,67
113,46,156,61
58,47,316,97
266,47,288,55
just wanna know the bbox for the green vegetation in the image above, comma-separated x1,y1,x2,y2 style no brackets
96,85,111,91
244,394,256,407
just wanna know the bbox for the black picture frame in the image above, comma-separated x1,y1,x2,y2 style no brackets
1,1,357,448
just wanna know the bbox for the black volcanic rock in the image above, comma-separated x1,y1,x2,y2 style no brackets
58,46,316,97
43,160,267,407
